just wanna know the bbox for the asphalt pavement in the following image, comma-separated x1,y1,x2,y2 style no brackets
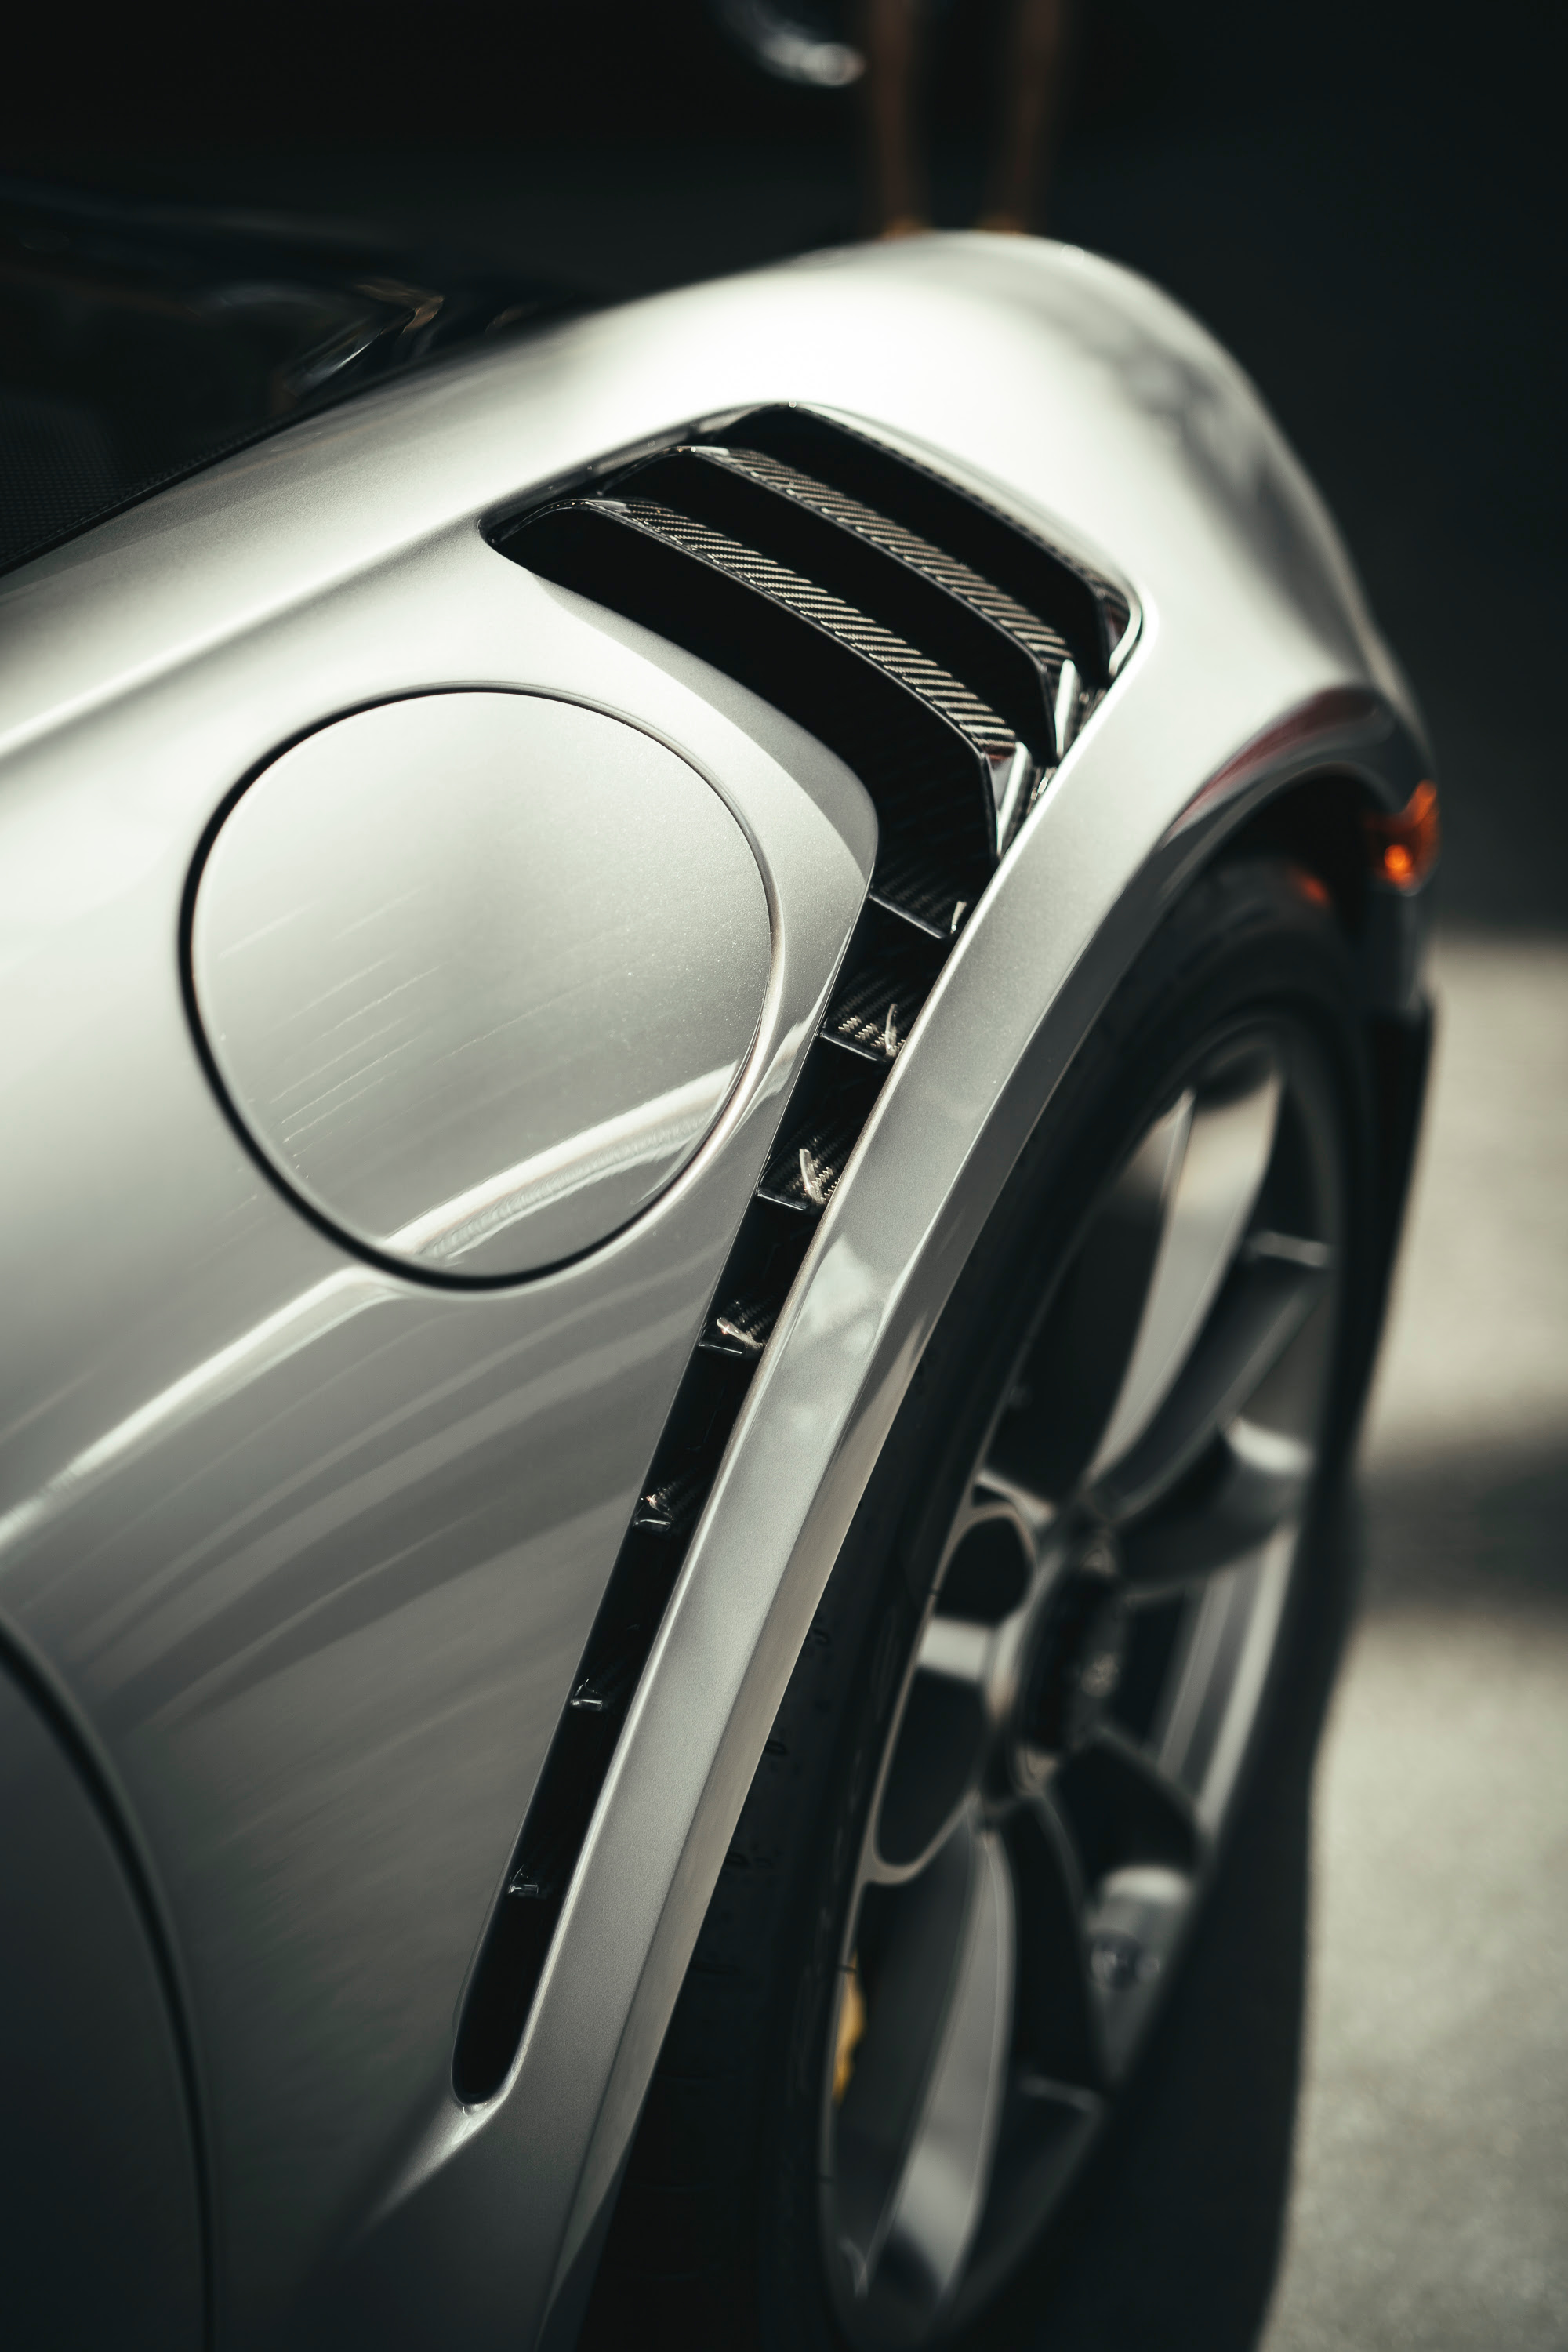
1261,928,1568,2352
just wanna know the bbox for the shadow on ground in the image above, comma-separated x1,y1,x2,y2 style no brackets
978,1427,1568,2352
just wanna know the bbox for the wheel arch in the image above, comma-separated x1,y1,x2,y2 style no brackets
314,663,1433,2350
1191,756,1436,1396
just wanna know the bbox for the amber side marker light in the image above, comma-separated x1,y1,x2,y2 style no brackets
1364,779,1440,891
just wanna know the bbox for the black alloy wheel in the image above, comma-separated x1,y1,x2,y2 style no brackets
585,857,1380,2352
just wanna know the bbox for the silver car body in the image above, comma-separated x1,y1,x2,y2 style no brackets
0,232,1428,2348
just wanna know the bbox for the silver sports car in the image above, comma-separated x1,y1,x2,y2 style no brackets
0,194,1435,2352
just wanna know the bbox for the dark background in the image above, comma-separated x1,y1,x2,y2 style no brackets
6,5,1561,2344
5,0,1563,929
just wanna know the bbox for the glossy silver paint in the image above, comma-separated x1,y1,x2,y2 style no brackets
0,230,1429,2347
193,692,771,1279
0,539,873,2343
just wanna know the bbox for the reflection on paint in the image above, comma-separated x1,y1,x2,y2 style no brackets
408,1067,734,1265
0,1266,394,1563
0,1070,728,1564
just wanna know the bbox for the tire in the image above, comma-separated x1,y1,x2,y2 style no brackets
583,856,1381,2351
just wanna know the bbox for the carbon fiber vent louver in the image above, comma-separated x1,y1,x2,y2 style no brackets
452,406,1134,2103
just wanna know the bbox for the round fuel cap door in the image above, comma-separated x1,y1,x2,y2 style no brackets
191,692,771,1279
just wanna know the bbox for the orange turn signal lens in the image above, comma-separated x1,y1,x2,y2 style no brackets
1364,779,1440,893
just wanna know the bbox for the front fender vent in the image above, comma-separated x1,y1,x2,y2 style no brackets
452,406,1134,2106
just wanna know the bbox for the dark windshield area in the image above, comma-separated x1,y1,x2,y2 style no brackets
0,178,583,577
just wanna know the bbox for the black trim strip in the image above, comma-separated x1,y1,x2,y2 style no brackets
720,405,1115,684
616,448,1054,759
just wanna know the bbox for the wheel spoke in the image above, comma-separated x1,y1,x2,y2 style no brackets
1050,1723,1201,1896
880,1504,1042,1878
986,1097,1191,1499
1086,1060,1282,1484
1021,1739,1198,2094
1010,1797,1102,2088
834,1817,1015,2327
1118,1415,1315,1589
875,1618,995,1875
947,2071,1105,2325
1042,1732,1201,2082
1153,1532,1295,1828
1023,1784,1090,1932
1094,1250,1327,1523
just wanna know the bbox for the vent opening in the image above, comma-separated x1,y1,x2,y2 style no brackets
612,446,1055,765
706,405,1117,686
453,405,1135,2106
506,494,996,920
